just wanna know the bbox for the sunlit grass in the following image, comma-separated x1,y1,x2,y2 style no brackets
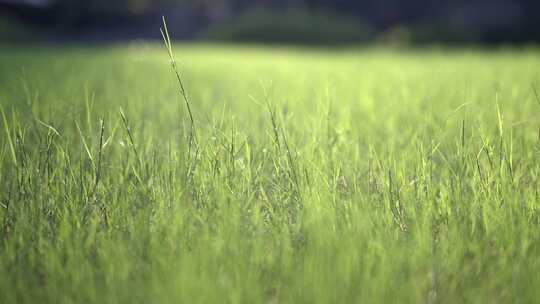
1,43,540,303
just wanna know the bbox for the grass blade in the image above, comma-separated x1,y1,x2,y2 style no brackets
0,105,17,166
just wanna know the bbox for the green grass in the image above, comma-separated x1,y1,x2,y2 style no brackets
1,43,540,303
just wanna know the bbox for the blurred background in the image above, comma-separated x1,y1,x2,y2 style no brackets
1,0,539,45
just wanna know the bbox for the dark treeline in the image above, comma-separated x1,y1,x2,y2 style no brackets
1,0,540,43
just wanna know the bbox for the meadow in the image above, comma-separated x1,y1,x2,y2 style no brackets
1,42,540,303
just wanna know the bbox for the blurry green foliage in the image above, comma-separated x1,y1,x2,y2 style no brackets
49,0,184,23
204,11,373,45
0,15,42,42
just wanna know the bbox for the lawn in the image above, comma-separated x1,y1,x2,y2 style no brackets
1,43,540,303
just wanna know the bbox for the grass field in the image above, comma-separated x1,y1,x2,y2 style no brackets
1,43,540,303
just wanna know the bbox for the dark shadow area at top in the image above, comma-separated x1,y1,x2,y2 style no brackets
1,0,540,46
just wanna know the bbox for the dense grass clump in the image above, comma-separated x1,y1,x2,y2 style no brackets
0,43,540,303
